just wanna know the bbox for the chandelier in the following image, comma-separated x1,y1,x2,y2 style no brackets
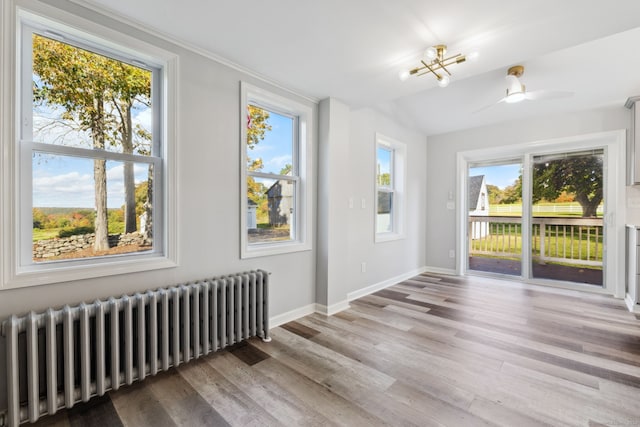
399,44,473,87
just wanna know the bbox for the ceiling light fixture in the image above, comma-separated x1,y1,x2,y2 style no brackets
504,65,526,103
401,44,470,87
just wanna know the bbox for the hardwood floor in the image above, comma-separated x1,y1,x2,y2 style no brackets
32,273,640,426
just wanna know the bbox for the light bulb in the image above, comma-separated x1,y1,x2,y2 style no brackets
466,51,479,61
424,46,437,61
398,70,410,81
437,75,450,87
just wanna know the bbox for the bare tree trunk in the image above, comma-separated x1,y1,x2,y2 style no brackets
94,158,109,251
124,161,136,233
143,164,153,245
92,99,110,251
122,103,137,233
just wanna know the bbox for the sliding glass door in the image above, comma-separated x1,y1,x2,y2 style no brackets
467,161,522,277
464,147,608,289
530,150,604,286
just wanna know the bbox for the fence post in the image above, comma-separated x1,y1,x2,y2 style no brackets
539,222,546,265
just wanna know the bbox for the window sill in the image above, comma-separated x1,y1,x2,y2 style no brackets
241,241,312,259
5,253,177,290
375,232,406,243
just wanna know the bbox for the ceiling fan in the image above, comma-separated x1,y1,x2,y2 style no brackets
475,65,573,112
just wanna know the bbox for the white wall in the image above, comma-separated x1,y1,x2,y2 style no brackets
0,0,319,410
426,105,630,271
345,107,428,295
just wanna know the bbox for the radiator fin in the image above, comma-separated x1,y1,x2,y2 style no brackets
1,270,270,427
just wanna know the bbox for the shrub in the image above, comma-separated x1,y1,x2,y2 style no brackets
58,226,95,238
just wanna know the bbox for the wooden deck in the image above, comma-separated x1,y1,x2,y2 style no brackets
469,256,603,285
32,273,638,427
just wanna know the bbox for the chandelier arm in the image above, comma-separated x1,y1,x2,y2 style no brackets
436,60,452,76
421,60,443,77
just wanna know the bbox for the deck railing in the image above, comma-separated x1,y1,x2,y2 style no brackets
469,216,603,267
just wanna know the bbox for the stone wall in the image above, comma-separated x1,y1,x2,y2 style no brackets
33,232,148,260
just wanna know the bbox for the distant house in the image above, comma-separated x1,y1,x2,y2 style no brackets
266,180,293,227
469,175,489,239
247,199,257,230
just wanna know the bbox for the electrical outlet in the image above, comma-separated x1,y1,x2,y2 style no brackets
361,262,367,273
361,198,366,209
349,197,354,209
449,249,455,258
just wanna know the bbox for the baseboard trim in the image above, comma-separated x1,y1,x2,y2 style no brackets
347,267,428,302
314,300,351,316
270,267,441,326
423,266,457,276
625,294,639,312
269,304,316,328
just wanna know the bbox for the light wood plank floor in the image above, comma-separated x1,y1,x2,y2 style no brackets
33,273,640,426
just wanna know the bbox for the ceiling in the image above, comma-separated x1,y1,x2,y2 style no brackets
78,0,640,135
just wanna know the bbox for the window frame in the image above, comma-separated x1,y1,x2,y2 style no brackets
1,2,178,289
240,82,313,258
375,133,406,243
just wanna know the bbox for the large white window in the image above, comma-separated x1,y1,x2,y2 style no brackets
1,4,177,288
240,82,313,258
375,133,406,242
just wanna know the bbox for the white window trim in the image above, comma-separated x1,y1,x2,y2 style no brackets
1,0,178,289
375,133,406,243
240,82,313,258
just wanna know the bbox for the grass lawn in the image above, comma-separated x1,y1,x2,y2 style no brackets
32,228,61,242
471,228,603,262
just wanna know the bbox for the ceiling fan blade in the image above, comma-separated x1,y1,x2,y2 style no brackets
472,97,506,114
525,90,574,101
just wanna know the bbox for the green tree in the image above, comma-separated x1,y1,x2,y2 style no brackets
280,163,293,176
377,173,391,186
485,184,502,204
109,62,151,233
32,208,46,229
33,35,113,250
32,35,152,250
533,156,603,217
246,105,271,212
501,176,522,204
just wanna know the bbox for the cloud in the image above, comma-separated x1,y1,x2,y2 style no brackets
264,155,292,173
33,162,150,208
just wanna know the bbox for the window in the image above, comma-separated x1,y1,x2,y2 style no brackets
2,7,177,288
240,82,313,258
375,133,406,242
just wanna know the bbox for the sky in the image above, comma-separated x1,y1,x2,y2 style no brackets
469,163,521,189
250,108,293,176
32,105,151,208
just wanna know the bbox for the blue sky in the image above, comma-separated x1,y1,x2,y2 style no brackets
32,106,151,208
251,109,293,175
469,163,521,189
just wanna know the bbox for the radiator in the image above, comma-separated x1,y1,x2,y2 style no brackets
0,270,270,427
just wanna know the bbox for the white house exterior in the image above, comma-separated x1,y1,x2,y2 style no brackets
469,175,489,239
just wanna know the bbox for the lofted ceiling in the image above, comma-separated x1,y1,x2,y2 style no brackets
76,0,640,135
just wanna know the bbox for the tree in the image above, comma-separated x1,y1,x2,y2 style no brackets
501,176,522,204
533,156,603,217
32,35,152,250
33,35,114,250
485,184,502,204
109,62,151,233
246,105,271,206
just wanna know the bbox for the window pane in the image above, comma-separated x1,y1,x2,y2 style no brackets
246,105,294,175
247,176,295,244
377,146,392,186
31,35,153,156
377,190,393,233
32,153,153,262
